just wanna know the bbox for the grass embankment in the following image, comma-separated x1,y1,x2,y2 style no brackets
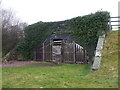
2,31,118,88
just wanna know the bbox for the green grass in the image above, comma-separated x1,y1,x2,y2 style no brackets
2,31,118,88
2,64,92,88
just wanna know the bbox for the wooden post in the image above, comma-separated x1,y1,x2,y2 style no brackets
62,40,65,62
83,49,86,64
43,43,44,61
50,40,52,61
49,40,52,61
109,18,111,30
73,41,76,63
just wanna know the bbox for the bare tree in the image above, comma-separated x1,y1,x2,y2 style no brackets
2,8,27,56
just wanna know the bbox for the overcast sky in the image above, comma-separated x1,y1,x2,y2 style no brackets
2,0,120,25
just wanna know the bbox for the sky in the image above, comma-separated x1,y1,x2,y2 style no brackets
1,0,120,25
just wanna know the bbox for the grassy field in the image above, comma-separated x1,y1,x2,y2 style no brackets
2,31,118,88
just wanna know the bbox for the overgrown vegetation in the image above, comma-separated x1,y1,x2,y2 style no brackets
2,30,118,88
15,11,110,60
2,8,27,56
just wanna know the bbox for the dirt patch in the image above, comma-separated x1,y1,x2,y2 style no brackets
1,61,60,67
